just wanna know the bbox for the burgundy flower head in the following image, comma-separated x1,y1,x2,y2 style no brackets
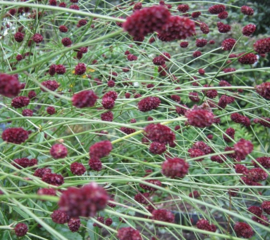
89,140,112,159
14,223,28,237
34,168,52,178
41,80,59,92
200,22,209,34
70,162,86,175
144,123,175,145
254,117,270,128
222,38,236,50
62,37,72,46
89,158,102,171
233,139,253,161
72,90,98,108
218,11,228,19
14,32,24,42
234,222,254,238
58,182,108,218
255,82,270,100
196,219,216,232
75,63,86,75
152,209,175,226
55,64,66,74
68,218,81,232
153,56,165,66
217,22,231,33
253,38,270,54
33,33,43,43
241,6,254,16
123,5,171,39
262,201,270,215
253,157,270,168
117,227,142,240
59,25,68,32
11,96,29,108
139,179,162,192
242,24,256,36
51,210,69,224
158,16,196,41
42,173,64,186
223,128,235,142
185,107,215,128
149,142,167,154
138,96,161,112
196,39,207,47
103,91,118,101
238,53,257,64
101,111,113,122
134,192,150,204
50,144,68,159
102,97,115,109
180,41,189,48
208,4,226,14
188,148,205,161
12,158,37,169
245,168,268,182
248,206,262,216
161,157,189,179
0,73,21,98
192,141,213,155
231,113,250,127
177,4,189,13
47,106,56,115
2,127,29,144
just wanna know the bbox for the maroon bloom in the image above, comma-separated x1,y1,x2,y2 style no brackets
248,206,262,216
208,5,226,14
42,173,64,186
33,33,43,43
89,140,112,159
188,148,205,161
238,53,257,64
70,162,86,175
196,39,207,47
242,24,256,36
255,82,270,100
134,192,150,204
51,210,69,224
153,56,165,65
68,218,81,232
152,209,175,226
34,168,52,178
231,113,250,127
28,90,36,99
234,222,254,238
262,201,270,215
218,11,228,19
200,23,209,34
253,157,270,168
72,90,98,108
253,38,270,54
59,25,68,32
50,144,68,159
217,22,231,33
233,139,253,161
12,158,37,169
37,188,56,196
41,80,59,92
62,37,72,46
139,179,162,192
177,4,189,13
254,117,270,128
185,108,215,128
161,157,189,179
241,6,254,16
138,96,161,112
123,5,171,39
180,41,189,48
245,168,268,182
14,223,28,237
14,32,24,42
149,142,167,154
89,158,102,171
102,97,115,109
75,63,86,75
117,227,142,240
22,109,33,116
11,96,30,108
196,219,216,232
101,111,113,122
222,38,236,50
47,106,56,115
223,128,235,142
58,182,108,218
55,64,66,74
2,127,29,144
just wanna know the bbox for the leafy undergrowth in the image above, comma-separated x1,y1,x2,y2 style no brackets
0,1,270,240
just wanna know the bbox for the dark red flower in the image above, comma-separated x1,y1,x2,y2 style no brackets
200,22,209,34
134,192,150,204
234,222,254,238
253,157,270,168
223,128,235,142
234,139,253,161
50,144,68,159
75,63,86,75
242,24,256,36
193,51,202,58
105,218,113,226
11,96,29,108
231,113,250,127
68,218,80,232
262,201,270,215
158,16,196,41
127,54,138,61
89,140,112,159
55,64,66,74
28,90,36,99
144,123,175,145
253,38,270,54
37,188,56,196
89,158,102,171
72,90,98,108
196,219,216,232
101,111,113,121
153,56,165,65
2,127,29,144
196,39,207,47
208,5,226,14
248,206,263,216
198,69,205,75
22,109,33,116
222,38,236,50
235,164,248,174
42,173,64,186
51,210,69,224
149,142,167,154
192,11,201,18
78,19,87,27
12,158,37,169
14,223,28,237
211,155,226,163
252,215,269,226
139,179,162,192
185,108,215,128
102,97,115,109
16,54,23,61
152,209,175,226
58,182,108,218
103,91,118,100
123,5,171,39
245,168,268,182
241,6,254,16
70,5,79,10
180,41,189,48
162,157,189,179
14,32,24,42
61,37,72,46
41,80,59,92
33,33,43,43
217,22,231,33
177,4,189,13
218,11,228,19
189,92,200,102
70,162,86,175
59,25,68,32
34,168,52,178
117,227,142,240
49,0,57,6
138,96,161,112
255,82,270,100
188,148,205,161
47,106,56,115
189,191,200,198
107,80,115,87
254,117,270,128
120,127,136,135
238,53,257,64
228,188,239,197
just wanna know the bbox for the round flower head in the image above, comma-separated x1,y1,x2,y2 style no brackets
217,22,231,33
37,188,56,196
262,201,270,215
255,82,270,100
196,219,216,232
242,24,256,36
223,128,235,142
14,223,28,237
50,144,68,159
222,38,236,50
241,6,254,16
161,157,189,179
58,182,108,218
55,64,66,74
253,156,270,168
144,123,175,145
68,218,81,232
33,33,43,43
47,106,56,115
11,96,30,108
12,158,37,169
233,139,253,161
41,80,59,92
200,22,209,34
254,117,270,128
117,227,142,240
234,222,254,238
0,73,21,98
89,140,112,159
185,108,215,128
149,142,167,154
152,209,175,226
102,97,115,109
248,206,262,216
245,168,268,182
138,96,161,112
101,111,113,122
208,4,226,14
14,32,24,42
59,25,68,32
177,4,189,13
72,90,98,108
42,173,64,186
2,127,29,144
62,37,72,46
123,5,171,39
158,16,196,41
253,38,270,54
75,63,86,75
238,53,257,64
180,41,189,48
196,39,207,48
218,11,228,19
89,157,102,171
51,210,69,224
70,162,86,175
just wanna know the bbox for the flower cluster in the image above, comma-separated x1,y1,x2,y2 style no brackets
0,73,21,98
161,157,189,179
138,96,161,112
